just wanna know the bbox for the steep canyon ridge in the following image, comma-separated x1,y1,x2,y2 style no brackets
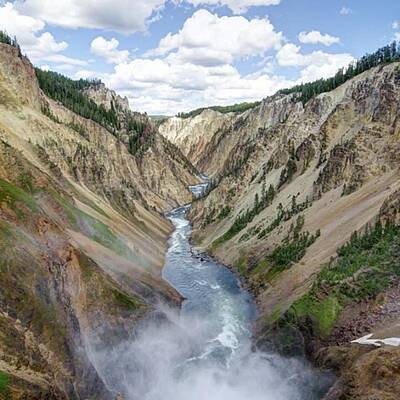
0,35,400,400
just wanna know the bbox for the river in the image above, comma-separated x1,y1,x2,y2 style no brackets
89,181,329,399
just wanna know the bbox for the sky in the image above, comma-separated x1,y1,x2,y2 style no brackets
0,0,399,115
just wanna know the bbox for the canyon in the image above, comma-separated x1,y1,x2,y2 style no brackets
160,61,400,399
0,37,399,400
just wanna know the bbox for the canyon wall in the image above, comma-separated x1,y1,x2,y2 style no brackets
0,43,198,399
160,62,400,399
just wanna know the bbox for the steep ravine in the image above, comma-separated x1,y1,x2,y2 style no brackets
85,181,332,400
160,62,400,399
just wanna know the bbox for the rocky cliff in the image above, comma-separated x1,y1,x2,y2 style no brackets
0,43,198,399
161,62,400,399
83,82,130,112
159,109,236,171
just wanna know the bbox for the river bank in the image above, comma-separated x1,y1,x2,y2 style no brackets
187,178,400,400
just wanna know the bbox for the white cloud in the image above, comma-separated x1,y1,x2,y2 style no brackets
74,69,99,80
41,54,88,66
99,10,355,114
182,0,280,14
340,6,353,15
276,43,354,81
14,0,166,34
104,56,293,114
0,2,88,69
90,36,129,64
395,32,400,41
1,0,357,115
150,9,283,66
298,30,340,46
0,2,68,62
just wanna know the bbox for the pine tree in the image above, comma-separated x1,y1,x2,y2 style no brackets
280,40,400,105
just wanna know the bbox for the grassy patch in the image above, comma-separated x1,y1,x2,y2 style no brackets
234,254,249,276
292,294,342,337
51,191,138,262
17,173,36,194
0,371,10,395
112,289,142,310
286,222,400,339
0,178,37,218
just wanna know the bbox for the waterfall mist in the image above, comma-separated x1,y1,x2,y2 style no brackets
86,304,330,400
86,203,331,399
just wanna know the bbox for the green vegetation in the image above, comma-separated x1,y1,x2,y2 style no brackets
67,120,87,137
0,371,10,395
176,101,261,119
238,216,319,285
41,103,61,123
51,191,144,265
292,294,342,337
239,224,262,242
258,195,312,239
0,29,21,56
280,40,400,105
127,119,154,156
17,173,35,194
35,69,117,129
205,204,232,226
35,69,153,156
287,222,400,338
0,178,37,218
317,222,400,300
217,205,232,220
0,30,13,46
112,289,142,310
262,216,320,281
270,226,320,269
235,254,249,276
212,184,276,247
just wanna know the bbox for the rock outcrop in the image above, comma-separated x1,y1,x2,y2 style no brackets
83,82,130,112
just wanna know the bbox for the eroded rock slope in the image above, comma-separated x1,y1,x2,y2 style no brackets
0,43,198,399
162,62,400,399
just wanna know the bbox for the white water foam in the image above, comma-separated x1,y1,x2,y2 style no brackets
85,181,330,399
